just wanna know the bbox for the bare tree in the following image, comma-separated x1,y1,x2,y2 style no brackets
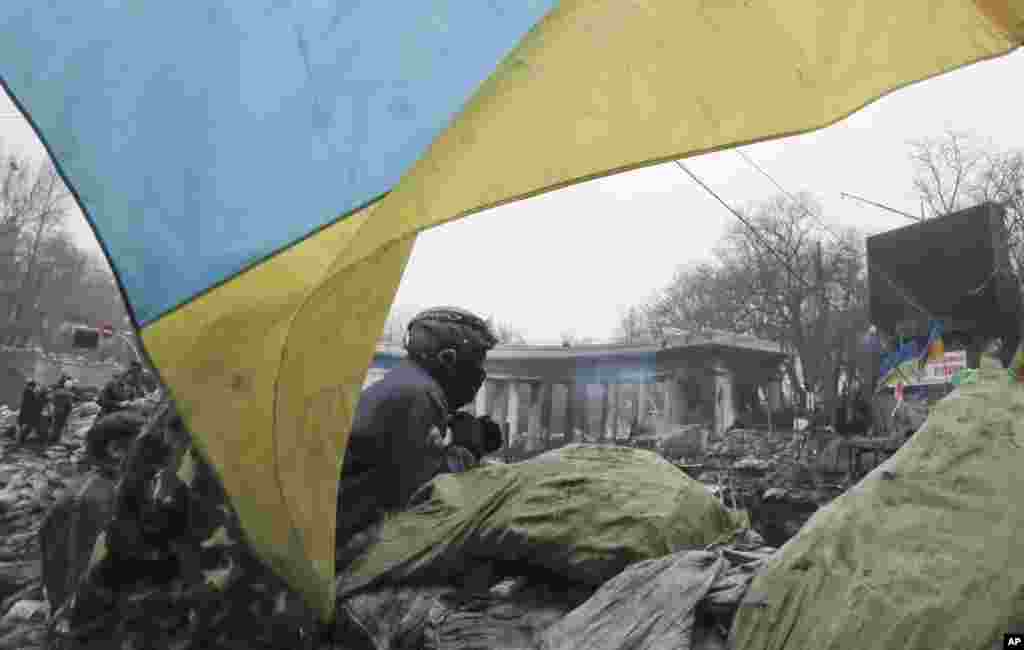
559,329,577,347
488,318,528,344
909,131,1024,276
612,305,653,343
641,193,869,412
0,150,137,349
908,130,985,217
0,157,74,345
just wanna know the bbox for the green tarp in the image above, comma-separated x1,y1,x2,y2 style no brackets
733,366,1024,649
338,445,741,598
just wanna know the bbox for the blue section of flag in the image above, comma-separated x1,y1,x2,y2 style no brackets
0,1,557,324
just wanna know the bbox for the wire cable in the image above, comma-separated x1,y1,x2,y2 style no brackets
673,159,816,293
736,149,863,256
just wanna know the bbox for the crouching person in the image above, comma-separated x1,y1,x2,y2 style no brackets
336,307,502,549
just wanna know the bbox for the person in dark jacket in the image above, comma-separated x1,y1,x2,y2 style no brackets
17,380,44,443
98,371,145,416
49,380,75,443
97,379,130,416
336,306,503,546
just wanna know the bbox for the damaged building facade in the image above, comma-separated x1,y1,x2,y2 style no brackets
367,332,787,450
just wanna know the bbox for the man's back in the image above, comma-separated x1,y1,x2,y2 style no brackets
338,360,449,539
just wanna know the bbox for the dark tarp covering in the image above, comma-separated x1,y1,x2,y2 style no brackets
867,202,1020,338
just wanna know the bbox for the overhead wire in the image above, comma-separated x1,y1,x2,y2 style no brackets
731,149,980,397
735,149,860,256
732,149,935,320
672,159,816,293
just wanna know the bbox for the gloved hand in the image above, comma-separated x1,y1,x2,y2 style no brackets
475,415,505,456
448,412,504,459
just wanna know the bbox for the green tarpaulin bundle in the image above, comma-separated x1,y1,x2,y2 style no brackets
733,365,1024,650
338,445,742,598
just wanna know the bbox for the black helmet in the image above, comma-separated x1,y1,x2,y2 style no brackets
405,306,498,362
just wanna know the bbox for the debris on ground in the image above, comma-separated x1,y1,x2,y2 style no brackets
0,409,94,650
685,425,850,547
7,365,1011,650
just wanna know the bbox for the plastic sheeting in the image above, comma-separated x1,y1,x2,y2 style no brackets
733,366,1024,649
338,445,740,597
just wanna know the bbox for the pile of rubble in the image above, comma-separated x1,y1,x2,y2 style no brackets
0,395,781,650
0,408,94,650
2,380,1016,649
0,393,947,650
661,425,852,547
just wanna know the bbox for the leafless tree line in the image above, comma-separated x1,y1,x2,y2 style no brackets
614,193,870,413
0,150,127,349
908,130,1024,274
616,131,1023,413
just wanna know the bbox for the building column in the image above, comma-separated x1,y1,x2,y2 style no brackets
563,382,576,443
671,372,688,428
660,377,674,435
575,382,589,441
490,380,508,438
507,380,521,447
540,383,554,448
635,381,649,433
585,383,600,441
603,382,618,441
675,374,692,423
527,382,544,452
712,360,736,437
475,378,489,416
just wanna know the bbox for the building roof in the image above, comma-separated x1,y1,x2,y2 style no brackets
376,330,785,361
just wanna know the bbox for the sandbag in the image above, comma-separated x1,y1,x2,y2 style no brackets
732,366,1024,650
339,445,740,597
426,579,583,650
540,550,726,650
339,576,582,650
339,585,451,650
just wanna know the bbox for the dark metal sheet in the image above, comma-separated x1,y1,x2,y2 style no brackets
867,203,1019,337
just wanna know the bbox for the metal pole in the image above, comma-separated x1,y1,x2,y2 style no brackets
840,191,922,223
117,331,144,364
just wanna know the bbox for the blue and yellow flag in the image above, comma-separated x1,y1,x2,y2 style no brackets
925,320,946,363
2,0,1021,621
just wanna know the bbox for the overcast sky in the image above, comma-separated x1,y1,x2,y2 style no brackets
2,50,1023,343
